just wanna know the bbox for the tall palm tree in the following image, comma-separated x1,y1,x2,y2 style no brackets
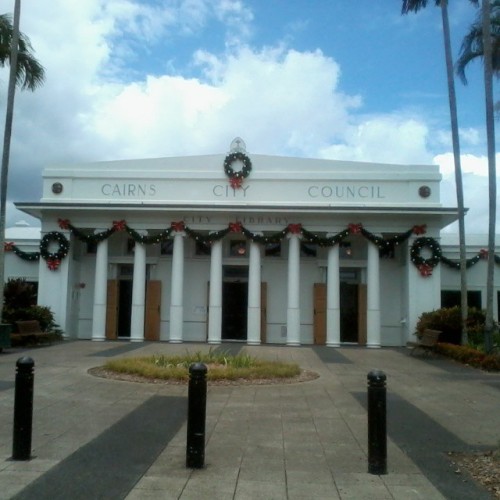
0,12,45,90
455,0,500,84
402,0,477,345
455,1,497,353
0,0,45,318
479,0,497,353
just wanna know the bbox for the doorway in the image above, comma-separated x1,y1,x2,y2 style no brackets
222,281,248,341
340,283,358,342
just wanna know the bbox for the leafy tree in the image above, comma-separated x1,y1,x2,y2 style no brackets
401,0,478,345
0,0,45,319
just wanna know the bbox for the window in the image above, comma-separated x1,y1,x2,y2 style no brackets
160,240,173,255
229,240,247,257
340,242,352,258
441,290,482,309
127,238,135,254
300,242,317,258
86,240,97,254
195,240,211,256
264,241,281,257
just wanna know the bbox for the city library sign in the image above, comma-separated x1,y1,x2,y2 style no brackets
307,184,385,200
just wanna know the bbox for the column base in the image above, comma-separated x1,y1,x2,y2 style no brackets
326,342,341,347
130,338,144,343
208,340,221,345
365,343,381,349
247,340,261,346
286,341,301,347
169,339,183,344
92,337,106,342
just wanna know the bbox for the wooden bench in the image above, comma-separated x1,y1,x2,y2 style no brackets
11,320,51,345
407,329,441,356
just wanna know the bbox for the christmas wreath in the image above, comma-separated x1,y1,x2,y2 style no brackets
410,237,442,276
40,232,70,270
223,152,252,189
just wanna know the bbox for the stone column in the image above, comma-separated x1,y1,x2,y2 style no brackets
286,233,301,346
208,239,223,344
326,244,341,347
91,234,108,341
247,240,261,345
169,231,185,343
130,236,147,342
366,242,381,348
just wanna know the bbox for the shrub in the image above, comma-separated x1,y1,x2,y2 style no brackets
416,306,485,345
434,343,500,372
3,278,36,309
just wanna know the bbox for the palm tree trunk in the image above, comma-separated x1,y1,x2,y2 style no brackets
440,0,468,344
0,0,21,317
481,0,497,353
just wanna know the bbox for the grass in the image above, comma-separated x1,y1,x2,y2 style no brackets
103,349,302,382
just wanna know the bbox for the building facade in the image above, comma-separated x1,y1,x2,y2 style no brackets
8,141,499,346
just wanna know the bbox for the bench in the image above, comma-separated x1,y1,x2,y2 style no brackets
11,320,51,345
407,329,441,356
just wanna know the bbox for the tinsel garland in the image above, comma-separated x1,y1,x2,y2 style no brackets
6,219,500,275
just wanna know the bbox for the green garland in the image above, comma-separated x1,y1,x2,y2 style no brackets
7,219,500,275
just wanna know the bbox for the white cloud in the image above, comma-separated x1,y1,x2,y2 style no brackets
1,0,496,238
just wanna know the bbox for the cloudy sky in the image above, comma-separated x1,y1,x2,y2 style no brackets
0,0,498,233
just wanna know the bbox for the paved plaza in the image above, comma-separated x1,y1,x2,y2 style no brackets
0,340,499,499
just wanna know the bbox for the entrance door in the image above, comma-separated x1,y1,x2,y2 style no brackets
145,280,161,341
340,282,358,342
222,282,248,340
117,280,133,337
313,283,327,345
106,280,119,340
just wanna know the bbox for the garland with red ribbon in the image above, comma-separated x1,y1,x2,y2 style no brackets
7,219,500,275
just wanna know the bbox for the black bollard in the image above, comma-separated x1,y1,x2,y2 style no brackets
186,362,207,469
12,357,35,461
367,369,387,475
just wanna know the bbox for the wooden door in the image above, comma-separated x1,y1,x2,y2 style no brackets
145,280,161,341
358,284,367,346
260,282,267,344
106,280,119,340
313,283,327,345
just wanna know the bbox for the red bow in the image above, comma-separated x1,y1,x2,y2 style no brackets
412,224,427,235
171,221,185,232
4,242,14,252
418,264,433,277
47,258,61,271
229,222,243,233
287,223,302,235
58,218,70,230
112,220,127,231
230,176,244,189
348,223,362,234
479,249,488,259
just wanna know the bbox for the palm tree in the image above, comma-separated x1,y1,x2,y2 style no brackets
455,1,497,353
402,0,477,345
455,0,500,84
0,12,45,90
0,0,45,318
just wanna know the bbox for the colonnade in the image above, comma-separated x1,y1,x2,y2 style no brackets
91,231,381,347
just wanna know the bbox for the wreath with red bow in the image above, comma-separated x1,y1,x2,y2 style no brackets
223,152,252,189
40,232,70,270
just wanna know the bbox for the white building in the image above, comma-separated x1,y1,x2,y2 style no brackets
6,141,499,346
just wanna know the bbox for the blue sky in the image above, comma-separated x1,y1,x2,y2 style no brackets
0,0,497,232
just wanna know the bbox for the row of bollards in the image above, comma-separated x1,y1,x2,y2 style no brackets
11,357,387,475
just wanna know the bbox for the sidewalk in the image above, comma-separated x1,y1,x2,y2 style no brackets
0,341,499,499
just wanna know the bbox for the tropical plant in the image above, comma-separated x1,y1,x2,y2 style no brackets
402,0,478,344
455,0,500,83
0,1,45,320
0,12,45,90
2,277,36,309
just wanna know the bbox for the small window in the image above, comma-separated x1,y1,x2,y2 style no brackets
195,240,211,256
265,241,281,257
229,240,247,257
340,242,352,258
300,242,317,258
127,238,135,254
379,242,395,259
160,240,174,256
86,240,97,254
441,290,482,309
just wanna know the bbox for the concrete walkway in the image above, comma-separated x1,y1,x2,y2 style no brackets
0,341,499,499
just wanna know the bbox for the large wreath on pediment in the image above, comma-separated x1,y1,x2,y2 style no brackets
223,152,252,189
